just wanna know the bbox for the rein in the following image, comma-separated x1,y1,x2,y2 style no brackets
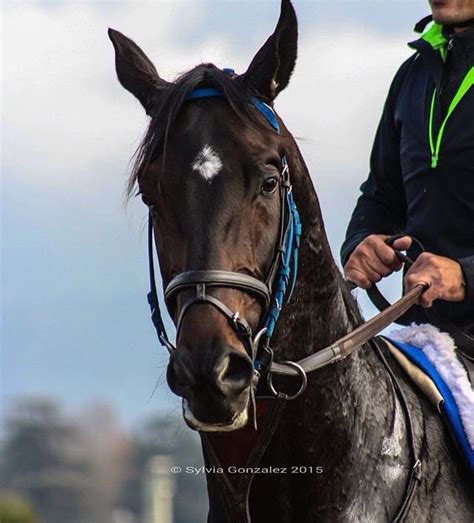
269,285,426,376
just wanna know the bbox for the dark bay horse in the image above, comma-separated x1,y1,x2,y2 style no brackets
109,1,473,520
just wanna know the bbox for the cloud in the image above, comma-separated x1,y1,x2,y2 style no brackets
2,1,415,426
2,2,226,185
280,26,412,184
3,2,413,191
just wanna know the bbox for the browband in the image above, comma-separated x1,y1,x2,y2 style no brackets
186,87,280,132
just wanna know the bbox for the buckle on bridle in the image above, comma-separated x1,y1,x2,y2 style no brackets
253,340,274,373
232,312,252,338
412,459,422,481
196,283,206,300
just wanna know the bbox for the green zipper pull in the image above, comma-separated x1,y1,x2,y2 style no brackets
428,89,437,168
427,67,474,170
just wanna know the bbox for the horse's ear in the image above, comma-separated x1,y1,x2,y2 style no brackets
241,0,297,101
108,28,169,115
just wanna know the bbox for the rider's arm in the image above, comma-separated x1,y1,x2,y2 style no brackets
340,58,414,267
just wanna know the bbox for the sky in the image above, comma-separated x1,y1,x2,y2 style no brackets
2,0,428,429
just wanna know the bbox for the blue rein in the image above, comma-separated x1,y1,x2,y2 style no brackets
147,80,302,368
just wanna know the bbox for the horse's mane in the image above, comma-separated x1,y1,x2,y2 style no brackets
127,64,266,198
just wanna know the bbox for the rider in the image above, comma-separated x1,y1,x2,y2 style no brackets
341,1,474,356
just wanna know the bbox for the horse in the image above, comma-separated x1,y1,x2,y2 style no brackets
109,1,473,521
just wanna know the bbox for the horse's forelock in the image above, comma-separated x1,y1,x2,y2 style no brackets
126,64,268,199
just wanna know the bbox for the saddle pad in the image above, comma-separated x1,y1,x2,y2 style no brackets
383,323,474,473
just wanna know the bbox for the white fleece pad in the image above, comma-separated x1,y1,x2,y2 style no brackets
388,323,474,450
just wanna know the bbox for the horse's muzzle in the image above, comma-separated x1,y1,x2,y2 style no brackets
166,344,254,429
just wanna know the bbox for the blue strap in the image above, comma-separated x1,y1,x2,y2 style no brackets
250,98,280,132
185,87,222,101
148,291,170,346
286,192,302,302
263,176,302,338
148,216,174,353
184,86,280,132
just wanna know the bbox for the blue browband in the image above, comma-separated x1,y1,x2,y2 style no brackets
185,87,281,132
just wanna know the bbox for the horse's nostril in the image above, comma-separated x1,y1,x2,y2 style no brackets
216,350,254,395
168,347,253,401
166,360,177,388
167,353,194,398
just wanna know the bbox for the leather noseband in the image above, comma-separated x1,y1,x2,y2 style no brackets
165,270,271,358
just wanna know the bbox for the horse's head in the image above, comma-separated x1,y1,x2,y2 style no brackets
110,0,298,431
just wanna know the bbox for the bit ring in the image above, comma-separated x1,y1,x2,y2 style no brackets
267,360,307,400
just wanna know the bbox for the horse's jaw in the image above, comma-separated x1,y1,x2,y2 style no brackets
182,398,249,432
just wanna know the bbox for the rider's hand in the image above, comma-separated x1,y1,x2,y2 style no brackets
344,234,412,289
404,254,466,307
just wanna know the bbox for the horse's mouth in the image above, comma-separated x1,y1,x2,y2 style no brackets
182,399,249,432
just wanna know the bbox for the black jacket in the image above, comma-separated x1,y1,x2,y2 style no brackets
341,18,474,338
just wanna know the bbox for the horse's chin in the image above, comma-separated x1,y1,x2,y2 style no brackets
182,399,249,432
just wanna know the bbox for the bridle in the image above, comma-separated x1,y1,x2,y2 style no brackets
147,86,303,379
144,79,427,522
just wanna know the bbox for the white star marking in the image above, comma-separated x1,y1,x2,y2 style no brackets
191,144,223,182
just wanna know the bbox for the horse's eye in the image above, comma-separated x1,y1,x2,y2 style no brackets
261,176,279,195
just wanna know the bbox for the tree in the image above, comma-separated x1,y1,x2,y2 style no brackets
0,493,39,523
78,402,132,522
0,397,208,523
120,413,208,523
0,397,100,523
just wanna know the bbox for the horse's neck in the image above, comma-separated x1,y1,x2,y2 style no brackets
271,150,408,488
275,147,359,359
274,200,382,415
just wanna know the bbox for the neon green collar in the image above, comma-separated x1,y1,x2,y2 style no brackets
421,22,447,50
410,20,449,60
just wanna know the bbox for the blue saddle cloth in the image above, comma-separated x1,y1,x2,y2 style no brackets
384,336,474,473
